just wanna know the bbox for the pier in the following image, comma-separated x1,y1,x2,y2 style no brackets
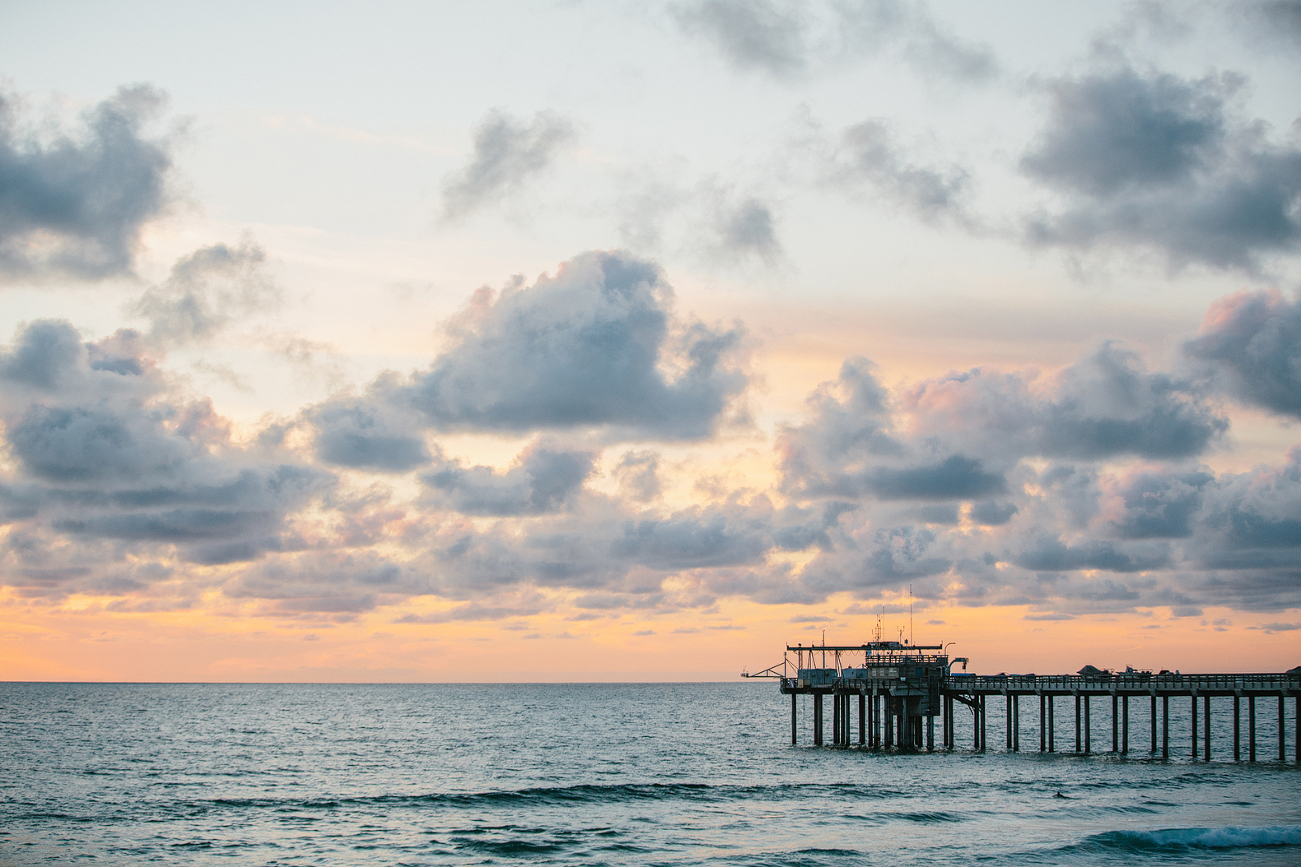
743,641,1301,761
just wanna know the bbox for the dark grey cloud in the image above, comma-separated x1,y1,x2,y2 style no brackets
673,0,996,82
969,501,1018,526
1240,1,1301,52
128,241,278,347
0,84,174,281
421,440,595,516
1107,471,1212,539
308,397,430,473
831,120,970,222
399,250,748,439
1021,65,1301,271
1184,289,1301,418
440,109,575,221
1010,535,1169,573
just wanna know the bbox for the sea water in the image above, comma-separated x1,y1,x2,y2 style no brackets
1,682,1297,865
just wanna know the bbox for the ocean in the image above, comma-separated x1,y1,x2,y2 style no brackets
1,682,1297,865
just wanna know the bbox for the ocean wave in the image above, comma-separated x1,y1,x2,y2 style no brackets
203,781,901,812
1074,825,1301,852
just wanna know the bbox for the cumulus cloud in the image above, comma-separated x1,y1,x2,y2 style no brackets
0,84,175,281
781,344,1224,503
308,394,430,473
399,250,748,439
1021,65,1301,271
128,241,278,347
1184,288,1301,418
439,109,575,221
421,439,596,516
673,0,996,82
0,319,334,598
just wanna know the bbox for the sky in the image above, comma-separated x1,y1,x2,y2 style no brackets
0,0,1299,681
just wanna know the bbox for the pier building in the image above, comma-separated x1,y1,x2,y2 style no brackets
744,640,1300,761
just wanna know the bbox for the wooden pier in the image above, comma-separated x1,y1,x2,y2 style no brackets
744,642,1301,761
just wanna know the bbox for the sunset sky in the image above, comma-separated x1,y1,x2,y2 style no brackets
1,1,1299,681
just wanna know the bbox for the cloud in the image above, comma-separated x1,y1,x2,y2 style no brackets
421,439,595,516
781,344,1224,502
1021,65,1301,271
1184,289,1301,419
673,0,996,82
128,241,278,347
830,120,970,223
0,319,334,597
614,449,662,502
439,109,575,221
673,0,808,75
709,194,781,264
0,84,175,281
398,250,748,439
308,395,430,473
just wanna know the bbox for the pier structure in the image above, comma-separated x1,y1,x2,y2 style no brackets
744,642,1300,761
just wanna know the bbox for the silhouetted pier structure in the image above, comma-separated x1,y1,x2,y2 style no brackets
743,641,1300,761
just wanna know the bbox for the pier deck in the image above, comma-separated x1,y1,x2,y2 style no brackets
745,642,1300,760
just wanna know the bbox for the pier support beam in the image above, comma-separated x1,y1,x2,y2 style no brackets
1249,696,1256,762
1234,695,1240,760
1074,694,1081,753
1150,695,1157,753
1013,695,1020,752
1006,695,1013,751
833,693,841,746
1191,695,1198,759
853,687,863,744
980,695,987,752
1280,695,1286,762
927,713,934,751
1048,695,1055,752
814,693,823,746
1162,695,1169,759
1122,696,1129,755
1084,695,1091,754
791,693,797,745
1112,695,1119,753
1204,695,1211,761
1038,695,1044,753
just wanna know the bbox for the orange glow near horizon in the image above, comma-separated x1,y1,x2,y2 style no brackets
3,590,1296,683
